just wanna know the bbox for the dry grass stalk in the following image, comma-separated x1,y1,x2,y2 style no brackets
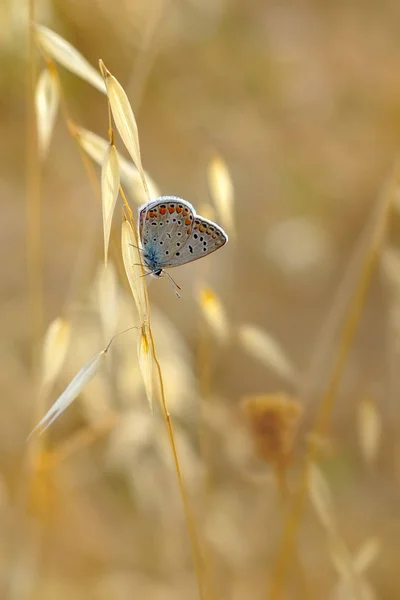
35,66,59,158
207,154,235,238
75,126,159,204
34,24,106,93
309,464,370,600
101,143,120,267
269,166,399,600
238,324,297,383
198,286,229,344
138,326,154,413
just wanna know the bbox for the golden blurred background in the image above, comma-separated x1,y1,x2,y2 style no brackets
2,0,400,598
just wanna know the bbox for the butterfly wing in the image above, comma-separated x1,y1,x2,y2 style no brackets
138,197,195,271
160,215,228,268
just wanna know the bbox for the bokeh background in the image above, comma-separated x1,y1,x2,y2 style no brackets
2,0,400,598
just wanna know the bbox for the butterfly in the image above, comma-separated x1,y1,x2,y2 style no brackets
138,196,228,281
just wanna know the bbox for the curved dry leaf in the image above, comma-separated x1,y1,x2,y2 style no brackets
138,327,153,413
121,220,148,324
35,24,105,93
96,262,119,341
41,317,71,391
198,286,229,343
207,154,235,237
101,144,120,266
100,62,148,198
357,397,381,466
35,67,59,158
29,350,106,438
75,127,159,204
308,462,335,533
238,324,297,382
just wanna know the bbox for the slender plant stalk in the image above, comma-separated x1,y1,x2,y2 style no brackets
269,166,399,599
26,0,43,375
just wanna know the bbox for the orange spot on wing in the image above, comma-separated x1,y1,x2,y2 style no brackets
168,205,175,214
187,228,192,234
176,206,182,213
185,218,191,225
159,207,166,215
199,224,205,232
183,208,189,216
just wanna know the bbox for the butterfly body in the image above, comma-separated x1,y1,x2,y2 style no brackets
138,196,228,278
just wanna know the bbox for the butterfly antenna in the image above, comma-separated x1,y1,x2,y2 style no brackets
163,271,182,298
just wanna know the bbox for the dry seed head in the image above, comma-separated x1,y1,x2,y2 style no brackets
241,393,302,465
100,61,149,198
121,220,148,324
357,396,381,467
308,462,336,533
35,24,106,93
35,67,59,158
138,327,153,413
41,316,71,391
76,127,159,204
101,144,120,266
207,154,235,238
29,350,106,438
198,286,229,343
238,324,297,382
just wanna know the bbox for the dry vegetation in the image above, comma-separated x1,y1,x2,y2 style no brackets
1,0,400,598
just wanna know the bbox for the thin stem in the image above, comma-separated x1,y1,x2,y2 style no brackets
148,326,207,600
268,166,399,599
26,0,43,374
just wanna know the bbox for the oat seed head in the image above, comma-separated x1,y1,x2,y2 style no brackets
238,324,297,382
121,220,148,325
76,127,159,204
35,67,59,158
99,61,149,199
101,143,120,267
40,316,71,392
29,350,106,438
198,286,229,344
35,24,106,93
207,154,236,238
